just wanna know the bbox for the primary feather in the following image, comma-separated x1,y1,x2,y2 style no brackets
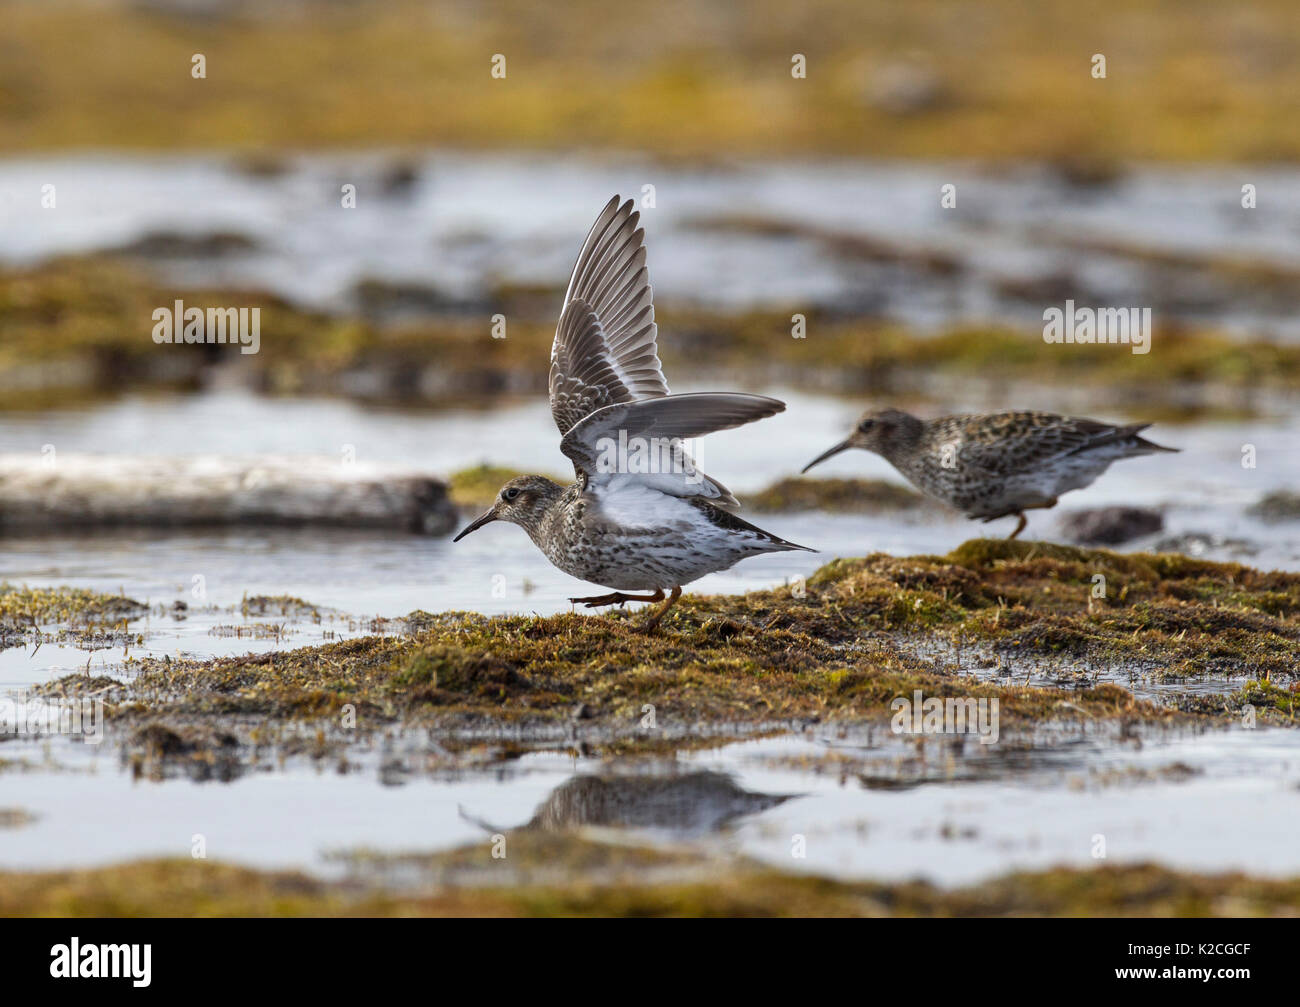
548,197,755,510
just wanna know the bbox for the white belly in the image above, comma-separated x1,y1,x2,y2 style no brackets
546,484,774,590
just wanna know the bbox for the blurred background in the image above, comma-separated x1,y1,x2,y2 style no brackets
3,0,1300,627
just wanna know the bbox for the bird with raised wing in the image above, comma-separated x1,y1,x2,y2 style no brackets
802,408,1178,539
454,196,812,629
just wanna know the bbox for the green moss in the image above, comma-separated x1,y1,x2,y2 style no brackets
1234,679,1298,719
448,465,564,509
8,0,1300,161
7,256,1300,412
80,538,1296,739
745,477,926,513
391,643,531,699
114,606,1134,730
3,851,1298,917
0,256,552,410
6,538,1287,753
240,595,321,619
0,584,146,628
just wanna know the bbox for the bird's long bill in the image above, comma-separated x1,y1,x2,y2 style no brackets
801,439,852,474
452,508,498,542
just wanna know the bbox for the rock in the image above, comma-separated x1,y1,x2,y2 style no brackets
1152,532,1258,559
1247,491,1300,522
110,230,260,259
0,455,460,536
377,158,422,197
1060,506,1164,545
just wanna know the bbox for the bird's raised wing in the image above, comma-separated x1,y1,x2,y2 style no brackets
549,196,669,438
560,392,786,507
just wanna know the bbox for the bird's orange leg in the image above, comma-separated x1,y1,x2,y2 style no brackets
642,585,683,632
569,589,665,609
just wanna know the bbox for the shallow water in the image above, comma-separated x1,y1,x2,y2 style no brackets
2,721,1297,888
3,152,1300,335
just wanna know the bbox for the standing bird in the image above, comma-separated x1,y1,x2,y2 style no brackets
454,195,812,629
802,408,1178,539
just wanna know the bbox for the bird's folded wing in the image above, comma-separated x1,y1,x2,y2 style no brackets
952,413,1129,475
549,196,669,438
560,393,785,506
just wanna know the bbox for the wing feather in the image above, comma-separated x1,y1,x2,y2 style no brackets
549,196,668,437
548,198,784,511
561,393,786,507
936,412,1173,476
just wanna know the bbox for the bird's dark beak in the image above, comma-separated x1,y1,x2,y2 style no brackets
452,508,498,542
801,439,853,474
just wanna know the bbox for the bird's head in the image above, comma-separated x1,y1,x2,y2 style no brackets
452,475,564,541
801,408,922,472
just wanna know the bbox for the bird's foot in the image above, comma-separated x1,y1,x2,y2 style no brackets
1007,513,1028,540
641,586,683,632
569,589,665,609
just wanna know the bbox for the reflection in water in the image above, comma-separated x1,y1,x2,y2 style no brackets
464,770,795,836
4,727,1300,885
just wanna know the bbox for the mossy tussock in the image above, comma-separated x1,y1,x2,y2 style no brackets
815,541,1300,682
3,850,1299,917
71,541,1297,739
110,608,1165,731
1198,679,1300,720
239,595,322,619
0,584,146,630
744,477,928,513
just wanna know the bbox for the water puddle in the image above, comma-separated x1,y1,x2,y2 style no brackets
1,721,1295,888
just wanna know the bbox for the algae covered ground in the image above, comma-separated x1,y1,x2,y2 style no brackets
5,254,1300,412
5,854,1299,918
67,540,1294,738
0,583,145,628
0,583,147,653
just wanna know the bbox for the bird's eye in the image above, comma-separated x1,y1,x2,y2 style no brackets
858,420,875,433
503,488,521,501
